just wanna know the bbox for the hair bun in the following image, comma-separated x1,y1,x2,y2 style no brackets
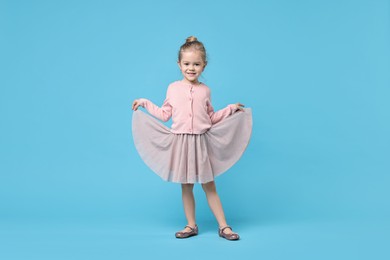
178,36,207,63
186,36,198,43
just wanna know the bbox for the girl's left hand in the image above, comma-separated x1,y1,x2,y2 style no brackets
235,103,245,112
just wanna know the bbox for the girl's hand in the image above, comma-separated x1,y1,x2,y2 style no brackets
132,99,142,111
235,103,245,112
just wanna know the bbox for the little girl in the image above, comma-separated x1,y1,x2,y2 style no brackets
131,36,252,240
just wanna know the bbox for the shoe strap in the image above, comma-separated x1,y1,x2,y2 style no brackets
185,225,196,231
220,225,232,233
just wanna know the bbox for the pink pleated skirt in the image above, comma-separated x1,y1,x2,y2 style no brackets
132,108,253,184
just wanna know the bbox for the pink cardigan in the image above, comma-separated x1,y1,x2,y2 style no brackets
138,80,238,134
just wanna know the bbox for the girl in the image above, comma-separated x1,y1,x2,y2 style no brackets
131,36,252,240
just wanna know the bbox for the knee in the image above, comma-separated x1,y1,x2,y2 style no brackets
202,181,217,193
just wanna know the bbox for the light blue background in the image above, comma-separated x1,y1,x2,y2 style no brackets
1,0,389,259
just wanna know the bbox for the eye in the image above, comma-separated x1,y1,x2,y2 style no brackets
184,63,189,66
195,63,200,66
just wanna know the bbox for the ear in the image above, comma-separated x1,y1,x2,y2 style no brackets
177,60,181,69
202,61,207,71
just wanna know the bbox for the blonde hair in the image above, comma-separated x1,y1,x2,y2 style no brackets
178,36,207,64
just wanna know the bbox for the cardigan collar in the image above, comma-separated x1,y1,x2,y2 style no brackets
179,80,203,88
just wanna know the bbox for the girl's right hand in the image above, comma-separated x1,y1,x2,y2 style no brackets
132,99,142,111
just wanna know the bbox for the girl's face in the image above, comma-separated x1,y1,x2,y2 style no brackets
178,50,206,84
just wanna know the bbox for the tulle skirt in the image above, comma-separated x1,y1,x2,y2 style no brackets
132,108,252,184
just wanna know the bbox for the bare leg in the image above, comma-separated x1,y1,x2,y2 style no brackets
178,183,196,232
201,181,234,235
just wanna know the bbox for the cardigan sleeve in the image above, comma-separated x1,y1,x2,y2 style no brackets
138,89,172,122
207,98,238,125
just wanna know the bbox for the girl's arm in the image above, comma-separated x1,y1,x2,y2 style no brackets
207,101,238,124
138,96,172,122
